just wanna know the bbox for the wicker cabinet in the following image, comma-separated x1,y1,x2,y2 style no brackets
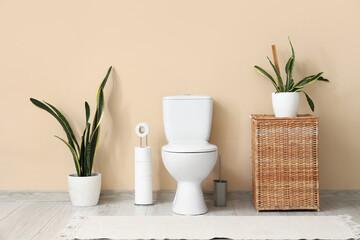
251,114,320,211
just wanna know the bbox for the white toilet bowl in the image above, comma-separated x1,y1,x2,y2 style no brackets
161,95,217,215
162,144,217,215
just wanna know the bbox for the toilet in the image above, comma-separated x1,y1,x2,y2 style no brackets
161,95,218,215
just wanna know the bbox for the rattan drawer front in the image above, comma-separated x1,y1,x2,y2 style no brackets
251,114,319,211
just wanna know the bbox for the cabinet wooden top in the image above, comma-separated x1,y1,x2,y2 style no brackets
250,114,319,121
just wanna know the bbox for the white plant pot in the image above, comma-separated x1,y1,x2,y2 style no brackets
272,92,299,117
68,173,101,207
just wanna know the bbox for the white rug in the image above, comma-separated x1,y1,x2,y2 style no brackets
60,215,360,240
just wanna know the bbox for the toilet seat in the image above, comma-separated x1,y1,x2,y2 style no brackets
162,141,217,153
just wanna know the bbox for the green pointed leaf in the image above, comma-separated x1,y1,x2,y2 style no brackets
91,90,104,140
267,57,284,92
44,101,80,152
91,110,99,133
292,87,303,92
288,38,295,90
95,66,111,113
285,56,292,75
89,126,100,173
55,136,81,176
79,127,87,176
82,123,91,176
317,76,329,82
254,66,280,92
30,98,78,153
293,72,323,89
99,66,112,91
30,98,53,112
85,102,90,123
91,67,111,139
285,56,294,91
285,56,292,90
85,144,91,176
301,91,315,112
293,75,314,88
85,123,91,147
97,90,104,122
288,78,294,91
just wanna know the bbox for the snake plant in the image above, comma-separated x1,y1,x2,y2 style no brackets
254,38,329,111
30,66,112,176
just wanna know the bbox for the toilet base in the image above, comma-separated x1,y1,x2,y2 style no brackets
172,182,207,215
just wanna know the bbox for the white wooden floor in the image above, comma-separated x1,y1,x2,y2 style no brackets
1,190,360,239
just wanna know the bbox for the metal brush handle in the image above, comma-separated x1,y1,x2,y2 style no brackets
219,154,222,181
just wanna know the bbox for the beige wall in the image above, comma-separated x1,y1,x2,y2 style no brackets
1,0,360,191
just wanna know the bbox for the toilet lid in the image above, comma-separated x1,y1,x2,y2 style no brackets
162,141,217,153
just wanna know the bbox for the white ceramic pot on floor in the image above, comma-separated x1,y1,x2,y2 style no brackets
272,92,299,117
68,173,101,207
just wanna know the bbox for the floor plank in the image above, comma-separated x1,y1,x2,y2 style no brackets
0,191,69,202
146,200,174,216
206,200,235,216
32,203,70,240
100,198,148,216
0,202,22,222
342,200,360,222
0,202,63,240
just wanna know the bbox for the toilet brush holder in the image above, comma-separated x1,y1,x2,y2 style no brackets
214,180,227,207
213,154,227,207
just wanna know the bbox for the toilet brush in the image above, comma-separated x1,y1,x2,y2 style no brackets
219,154,222,182
213,154,227,207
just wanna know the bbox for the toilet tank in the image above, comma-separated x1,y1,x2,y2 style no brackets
162,95,213,142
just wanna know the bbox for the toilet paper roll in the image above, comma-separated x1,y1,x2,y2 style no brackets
134,147,152,205
135,122,150,137
135,147,152,163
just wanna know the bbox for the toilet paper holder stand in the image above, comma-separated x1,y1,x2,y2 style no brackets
140,134,148,148
135,122,150,148
134,122,153,205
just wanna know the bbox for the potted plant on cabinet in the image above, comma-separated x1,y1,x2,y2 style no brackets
254,38,329,117
30,66,112,206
